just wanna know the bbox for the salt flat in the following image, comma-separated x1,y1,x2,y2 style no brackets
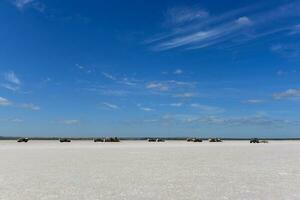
0,140,299,200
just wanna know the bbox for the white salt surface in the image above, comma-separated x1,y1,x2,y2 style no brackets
0,140,300,200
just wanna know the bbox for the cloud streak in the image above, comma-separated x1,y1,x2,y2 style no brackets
61,119,80,125
102,102,120,110
273,89,300,100
148,2,300,51
2,71,21,91
0,97,12,106
12,0,45,12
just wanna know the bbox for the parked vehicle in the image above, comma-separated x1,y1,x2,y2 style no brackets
59,138,71,142
17,138,29,142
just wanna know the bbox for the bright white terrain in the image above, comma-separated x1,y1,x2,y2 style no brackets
0,140,299,200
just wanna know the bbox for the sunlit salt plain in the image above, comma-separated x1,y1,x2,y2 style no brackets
0,140,300,200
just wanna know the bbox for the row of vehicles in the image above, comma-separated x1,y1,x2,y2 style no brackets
16,137,268,143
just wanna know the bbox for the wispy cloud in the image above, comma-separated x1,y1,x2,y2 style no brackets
12,0,45,12
0,96,40,111
0,118,24,123
146,80,196,95
137,104,154,112
4,71,21,85
146,82,169,91
140,107,154,112
102,72,117,81
2,71,21,91
235,16,253,26
1,83,19,91
165,6,209,25
197,115,298,127
11,118,24,123
170,103,183,107
148,2,300,51
76,64,93,74
243,99,264,104
149,114,300,127
102,102,120,110
273,89,300,100
19,103,40,111
102,72,137,86
173,69,183,75
61,119,80,125
173,92,197,98
0,97,12,106
289,24,300,35
190,103,224,114
76,64,85,70
271,43,300,58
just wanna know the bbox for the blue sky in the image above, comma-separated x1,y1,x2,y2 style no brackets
0,0,300,137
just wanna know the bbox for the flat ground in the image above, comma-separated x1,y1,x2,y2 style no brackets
0,140,299,200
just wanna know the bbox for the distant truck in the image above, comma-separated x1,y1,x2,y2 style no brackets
17,138,29,143
187,138,203,142
59,138,71,143
103,137,120,142
94,138,104,142
148,138,165,142
209,138,222,142
249,138,269,143
250,138,260,143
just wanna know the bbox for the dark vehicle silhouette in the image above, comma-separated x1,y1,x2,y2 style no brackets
17,138,29,143
250,138,260,143
104,137,120,142
59,138,71,143
209,138,222,142
148,138,156,142
187,138,203,142
94,138,104,142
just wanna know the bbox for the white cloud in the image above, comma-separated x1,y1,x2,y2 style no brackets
12,0,45,12
243,99,264,104
140,107,154,112
2,71,21,91
273,89,300,100
0,97,12,106
1,83,19,91
19,103,40,111
13,0,34,9
61,119,80,125
165,6,209,25
271,43,300,58
277,70,284,76
146,80,196,94
190,103,224,113
4,71,21,85
11,118,24,123
146,82,169,91
289,24,300,35
170,103,183,107
102,72,117,81
76,64,85,69
235,16,253,26
173,69,183,74
102,102,119,109
174,92,197,98
197,116,297,127
148,2,300,51
155,114,299,127
0,97,40,111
